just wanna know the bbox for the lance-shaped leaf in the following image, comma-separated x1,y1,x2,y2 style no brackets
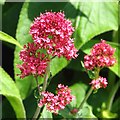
0,67,26,118
0,31,23,49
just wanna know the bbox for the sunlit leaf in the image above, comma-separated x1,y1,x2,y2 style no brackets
76,103,97,118
39,106,53,119
0,0,5,5
50,57,69,76
0,67,26,118
71,1,118,49
70,83,87,107
0,31,23,48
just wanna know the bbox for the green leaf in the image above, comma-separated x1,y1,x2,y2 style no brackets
1,98,16,118
81,40,120,77
0,67,26,118
112,96,120,114
70,83,88,108
76,103,97,118
14,2,39,99
50,57,69,76
0,0,5,5
58,105,74,118
70,83,96,118
72,2,118,49
0,31,23,48
87,70,95,79
39,106,53,119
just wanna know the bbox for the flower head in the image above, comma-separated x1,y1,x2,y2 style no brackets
90,76,108,90
38,84,74,114
91,40,115,56
17,42,49,78
84,40,116,70
30,11,78,60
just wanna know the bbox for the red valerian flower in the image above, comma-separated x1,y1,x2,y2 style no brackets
30,11,78,60
84,40,116,70
91,40,116,56
17,42,49,78
90,76,108,90
38,84,74,114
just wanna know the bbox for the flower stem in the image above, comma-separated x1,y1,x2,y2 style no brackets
76,68,100,114
77,87,93,111
42,62,50,92
32,63,50,120
35,77,41,96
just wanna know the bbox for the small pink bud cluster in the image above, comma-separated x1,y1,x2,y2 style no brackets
17,43,49,78
30,12,78,60
90,76,108,90
70,108,78,115
38,84,74,114
84,40,116,70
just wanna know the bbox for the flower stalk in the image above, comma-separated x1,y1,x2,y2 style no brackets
76,68,100,115
32,62,50,119
35,77,40,96
77,87,93,111
42,62,50,92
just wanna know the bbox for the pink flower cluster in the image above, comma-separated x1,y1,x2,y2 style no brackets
38,84,74,114
84,40,116,70
17,43,49,78
17,12,78,78
30,12,78,60
90,76,108,90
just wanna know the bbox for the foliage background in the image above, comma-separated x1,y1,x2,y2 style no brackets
0,0,120,119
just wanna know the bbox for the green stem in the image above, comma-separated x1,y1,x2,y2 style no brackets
35,77,40,96
95,67,100,78
77,87,93,111
32,107,41,120
42,63,50,92
107,79,120,111
32,63,50,120
76,68,100,114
